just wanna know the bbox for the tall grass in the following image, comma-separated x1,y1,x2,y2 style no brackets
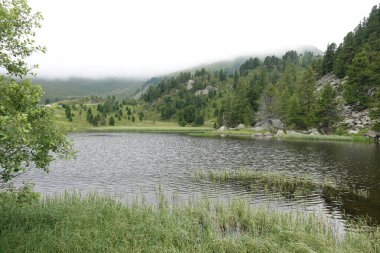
0,192,379,252
193,169,370,200
280,134,371,143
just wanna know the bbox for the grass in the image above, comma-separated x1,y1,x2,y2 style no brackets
193,169,370,200
280,134,371,143
54,105,214,133
1,192,379,252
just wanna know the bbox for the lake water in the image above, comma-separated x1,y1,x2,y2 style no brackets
20,133,380,228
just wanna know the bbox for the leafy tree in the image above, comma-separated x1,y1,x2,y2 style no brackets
132,115,136,122
0,0,73,185
0,78,74,184
0,0,46,77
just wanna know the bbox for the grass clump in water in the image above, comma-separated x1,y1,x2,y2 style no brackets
194,169,317,197
194,169,370,200
1,192,380,252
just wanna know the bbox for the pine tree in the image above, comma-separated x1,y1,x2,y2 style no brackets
345,45,374,109
297,67,317,128
322,43,337,75
109,116,115,126
316,84,339,133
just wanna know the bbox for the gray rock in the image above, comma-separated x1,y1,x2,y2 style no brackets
218,126,227,132
186,80,194,90
237,124,245,129
263,132,272,137
253,118,284,131
252,133,263,138
348,130,359,135
287,130,302,135
308,128,320,135
276,130,285,137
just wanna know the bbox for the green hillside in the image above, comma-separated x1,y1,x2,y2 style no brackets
35,77,145,102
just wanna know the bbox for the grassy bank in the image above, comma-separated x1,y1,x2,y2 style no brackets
191,131,371,143
1,193,379,252
54,105,373,143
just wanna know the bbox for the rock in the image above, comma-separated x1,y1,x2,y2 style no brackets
316,73,344,93
263,132,272,137
237,124,245,129
348,130,359,135
276,130,285,137
218,126,227,132
195,85,216,96
344,118,354,124
186,80,194,90
287,130,302,135
253,118,284,131
252,133,263,138
308,128,320,135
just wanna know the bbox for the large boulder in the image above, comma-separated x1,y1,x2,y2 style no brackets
276,130,285,137
237,124,245,129
218,126,227,132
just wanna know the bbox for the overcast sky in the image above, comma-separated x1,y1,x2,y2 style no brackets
27,0,379,78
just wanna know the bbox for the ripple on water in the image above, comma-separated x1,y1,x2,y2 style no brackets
18,132,380,227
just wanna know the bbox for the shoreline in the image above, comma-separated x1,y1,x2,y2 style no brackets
65,125,373,143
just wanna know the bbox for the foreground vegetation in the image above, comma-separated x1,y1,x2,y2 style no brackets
1,192,379,253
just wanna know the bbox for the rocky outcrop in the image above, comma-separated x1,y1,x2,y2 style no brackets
317,74,375,133
316,73,345,94
341,106,372,132
195,85,216,96
186,80,194,90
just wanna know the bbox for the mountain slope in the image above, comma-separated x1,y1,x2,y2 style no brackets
35,78,145,101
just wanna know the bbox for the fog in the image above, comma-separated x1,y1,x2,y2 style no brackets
27,0,379,78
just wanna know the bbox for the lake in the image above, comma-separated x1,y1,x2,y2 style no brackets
20,133,380,227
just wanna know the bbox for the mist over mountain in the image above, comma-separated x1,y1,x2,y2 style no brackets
37,46,322,101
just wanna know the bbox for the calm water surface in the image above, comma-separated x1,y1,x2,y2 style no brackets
20,133,380,227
